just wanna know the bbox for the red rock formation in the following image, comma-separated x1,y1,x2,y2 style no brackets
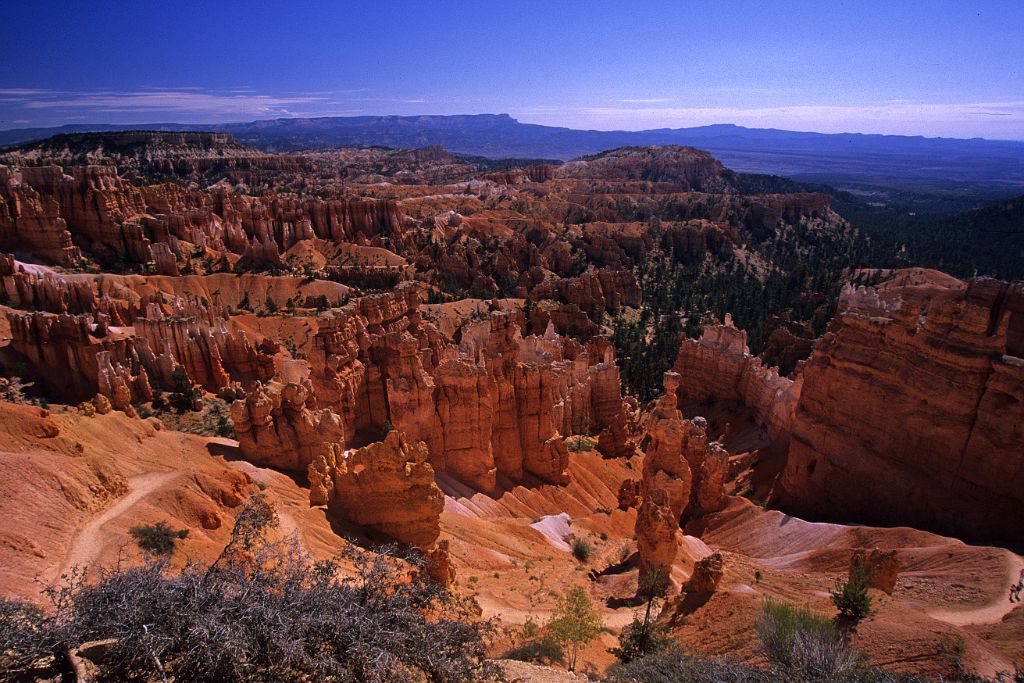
6,311,136,403
134,303,276,392
850,548,900,595
636,488,679,580
0,254,97,314
0,167,83,265
672,316,800,441
684,552,724,594
425,539,456,587
308,430,443,548
633,372,730,576
231,381,346,472
431,358,498,493
308,292,630,491
641,373,695,520
760,316,815,376
779,271,1024,541
617,478,642,511
531,268,641,320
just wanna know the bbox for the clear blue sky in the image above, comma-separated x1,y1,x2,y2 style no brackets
2,0,1021,138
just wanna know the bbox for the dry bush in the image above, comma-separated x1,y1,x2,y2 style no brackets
0,495,493,683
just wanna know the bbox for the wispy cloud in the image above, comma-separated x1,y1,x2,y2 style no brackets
0,87,438,125
16,89,329,116
4,87,1023,139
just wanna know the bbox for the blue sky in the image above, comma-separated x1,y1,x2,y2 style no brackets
1,1,1021,138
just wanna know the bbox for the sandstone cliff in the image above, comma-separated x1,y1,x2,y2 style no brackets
779,270,1024,541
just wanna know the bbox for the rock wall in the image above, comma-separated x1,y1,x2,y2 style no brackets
307,288,632,491
6,297,274,407
309,431,444,548
0,163,404,273
672,316,801,440
231,381,346,472
779,271,1024,541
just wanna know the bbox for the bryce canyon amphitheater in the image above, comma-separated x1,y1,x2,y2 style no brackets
0,132,1020,680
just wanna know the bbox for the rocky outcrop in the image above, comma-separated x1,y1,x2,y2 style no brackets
779,270,1024,541
684,552,725,594
308,291,630,491
0,254,98,314
636,488,679,580
641,373,695,521
231,381,346,472
308,431,443,548
430,358,497,492
760,316,815,376
850,548,900,595
632,372,730,577
532,268,642,320
0,167,83,265
554,146,734,192
425,539,456,587
672,316,801,440
617,478,642,511
134,303,276,392
7,311,133,403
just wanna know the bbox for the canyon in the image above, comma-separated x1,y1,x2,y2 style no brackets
0,133,1020,679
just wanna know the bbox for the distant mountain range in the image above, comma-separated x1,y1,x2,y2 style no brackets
3,114,1024,194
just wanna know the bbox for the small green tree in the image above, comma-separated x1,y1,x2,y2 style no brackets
830,563,873,621
548,586,603,671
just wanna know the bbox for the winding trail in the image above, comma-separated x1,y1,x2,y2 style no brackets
60,470,182,576
928,552,1024,626
226,459,305,550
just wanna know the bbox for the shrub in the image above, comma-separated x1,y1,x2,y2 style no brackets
831,563,873,621
757,598,862,679
939,633,967,675
611,615,672,664
503,635,565,665
568,436,593,452
167,368,201,412
210,402,235,438
607,648,772,683
129,521,188,557
4,495,493,682
607,647,942,683
612,567,672,663
0,598,57,677
570,537,593,563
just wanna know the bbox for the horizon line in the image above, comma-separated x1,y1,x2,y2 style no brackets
2,113,1024,144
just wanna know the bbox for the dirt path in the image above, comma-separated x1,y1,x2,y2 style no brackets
226,459,305,550
60,470,182,576
928,552,1024,626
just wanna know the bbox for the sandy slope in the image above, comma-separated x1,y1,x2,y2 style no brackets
60,470,183,576
1,402,1021,677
